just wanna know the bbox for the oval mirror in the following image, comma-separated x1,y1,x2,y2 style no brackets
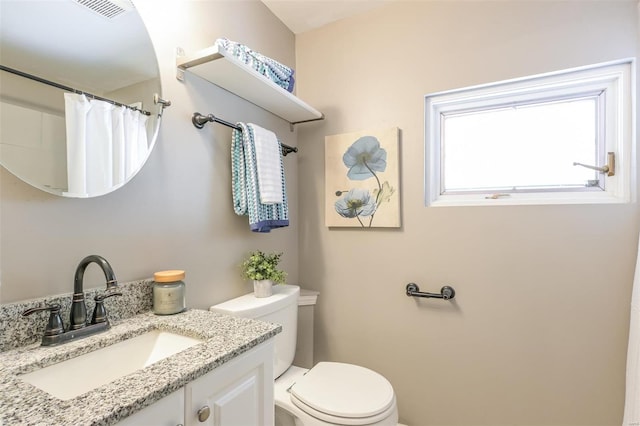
0,0,166,198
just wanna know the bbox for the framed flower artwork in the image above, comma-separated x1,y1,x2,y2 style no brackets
325,127,401,228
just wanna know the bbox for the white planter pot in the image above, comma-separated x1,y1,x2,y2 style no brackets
253,279,273,298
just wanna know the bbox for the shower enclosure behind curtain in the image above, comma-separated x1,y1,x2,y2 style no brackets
64,93,148,197
623,233,640,425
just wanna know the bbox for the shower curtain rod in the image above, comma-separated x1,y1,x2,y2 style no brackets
0,65,151,116
191,112,298,156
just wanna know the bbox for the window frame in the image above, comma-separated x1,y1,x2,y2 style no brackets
424,59,635,207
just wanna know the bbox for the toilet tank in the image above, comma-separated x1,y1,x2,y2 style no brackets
210,284,299,378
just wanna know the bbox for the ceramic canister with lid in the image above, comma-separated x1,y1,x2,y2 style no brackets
153,270,186,315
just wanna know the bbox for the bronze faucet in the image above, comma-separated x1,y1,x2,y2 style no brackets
70,255,118,330
23,254,121,346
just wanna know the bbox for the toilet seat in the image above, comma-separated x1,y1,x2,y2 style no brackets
289,362,396,425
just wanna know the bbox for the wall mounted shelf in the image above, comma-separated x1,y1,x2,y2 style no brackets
176,44,323,126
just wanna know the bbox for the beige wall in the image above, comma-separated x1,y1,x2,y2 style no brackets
0,0,300,307
296,2,640,425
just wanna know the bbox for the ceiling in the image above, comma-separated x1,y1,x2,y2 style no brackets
260,0,392,34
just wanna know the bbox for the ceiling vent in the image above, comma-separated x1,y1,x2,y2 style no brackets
74,0,134,19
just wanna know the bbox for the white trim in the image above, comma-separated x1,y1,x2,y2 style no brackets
424,58,636,207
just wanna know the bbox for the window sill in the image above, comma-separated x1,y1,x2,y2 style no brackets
428,191,632,207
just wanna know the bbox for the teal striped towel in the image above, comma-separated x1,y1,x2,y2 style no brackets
215,38,295,92
232,123,289,232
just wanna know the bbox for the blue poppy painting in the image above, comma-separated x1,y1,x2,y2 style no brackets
342,136,387,180
325,127,400,228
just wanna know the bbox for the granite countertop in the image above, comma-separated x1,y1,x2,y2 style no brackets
0,309,281,426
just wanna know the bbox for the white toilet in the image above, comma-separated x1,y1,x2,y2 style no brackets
210,284,399,426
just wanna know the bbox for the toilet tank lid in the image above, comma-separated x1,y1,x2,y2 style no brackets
299,289,319,306
210,284,300,319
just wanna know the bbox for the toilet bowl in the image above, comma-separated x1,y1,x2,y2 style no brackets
276,365,398,426
210,285,400,426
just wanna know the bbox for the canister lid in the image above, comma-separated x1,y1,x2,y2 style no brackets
154,270,185,283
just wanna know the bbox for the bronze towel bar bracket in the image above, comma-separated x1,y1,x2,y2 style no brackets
406,283,456,300
191,112,298,156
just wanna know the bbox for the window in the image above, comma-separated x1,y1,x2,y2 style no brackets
425,59,635,206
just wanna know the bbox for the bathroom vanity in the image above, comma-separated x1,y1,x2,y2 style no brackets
118,334,275,426
0,308,279,425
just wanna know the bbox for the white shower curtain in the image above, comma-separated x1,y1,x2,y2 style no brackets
85,99,114,195
112,106,126,187
623,232,640,425
123,107,149,180
64,93,149,197
64,93,91,196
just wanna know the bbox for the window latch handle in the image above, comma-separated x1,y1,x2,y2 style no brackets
573,152,615,177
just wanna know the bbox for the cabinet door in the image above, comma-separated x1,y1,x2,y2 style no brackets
185,340,274,426
117,388,184,426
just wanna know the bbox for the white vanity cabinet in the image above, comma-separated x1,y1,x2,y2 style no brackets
185,340,274,426
117,340,274,426
116,389,184,426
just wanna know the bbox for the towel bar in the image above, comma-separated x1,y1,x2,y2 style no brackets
192,112,298,156
406,283,455,300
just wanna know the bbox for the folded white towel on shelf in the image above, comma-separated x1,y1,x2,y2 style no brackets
250,123,284,204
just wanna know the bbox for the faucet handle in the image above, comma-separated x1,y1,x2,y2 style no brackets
91,292,122,324
94,291,123,302
22,304,65,337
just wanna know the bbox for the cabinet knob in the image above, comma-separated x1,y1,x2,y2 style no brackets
197,406,210,422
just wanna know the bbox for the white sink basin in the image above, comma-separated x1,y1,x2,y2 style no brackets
19,330,203,400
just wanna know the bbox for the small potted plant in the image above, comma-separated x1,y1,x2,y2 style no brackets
241,250,287,297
